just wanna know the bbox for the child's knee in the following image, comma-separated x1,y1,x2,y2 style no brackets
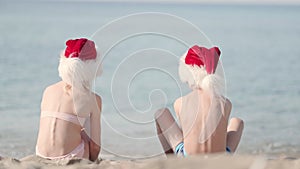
230,117,244,129
154,108,170,120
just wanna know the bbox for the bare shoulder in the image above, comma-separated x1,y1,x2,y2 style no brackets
174,97,182,108
42,83,57,97
43,82,62,93
40,83,61,110
174,97,183,117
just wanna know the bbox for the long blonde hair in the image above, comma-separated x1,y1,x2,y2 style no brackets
58,52,102,116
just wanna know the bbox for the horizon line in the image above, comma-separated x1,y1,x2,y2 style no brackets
8,0,300,5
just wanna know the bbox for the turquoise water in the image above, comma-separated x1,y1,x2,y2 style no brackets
0,1,300,158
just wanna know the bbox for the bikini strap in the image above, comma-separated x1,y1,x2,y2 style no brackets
41,111,87,126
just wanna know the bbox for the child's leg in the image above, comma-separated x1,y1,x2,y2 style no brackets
226,117,244,153
155,108,183,154
156,121,174,154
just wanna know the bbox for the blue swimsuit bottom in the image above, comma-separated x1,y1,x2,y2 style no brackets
175,142,231,157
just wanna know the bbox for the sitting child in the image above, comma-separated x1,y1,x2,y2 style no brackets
36,38,102,161
155,45,244,156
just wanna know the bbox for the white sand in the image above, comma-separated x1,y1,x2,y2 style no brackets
0,154,299,169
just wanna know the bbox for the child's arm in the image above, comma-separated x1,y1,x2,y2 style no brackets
89,95,101,161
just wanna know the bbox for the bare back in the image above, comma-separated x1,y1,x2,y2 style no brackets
36,81,100,157
174,90,231,154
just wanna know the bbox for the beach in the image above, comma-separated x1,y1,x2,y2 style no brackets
1,0,300,167
0,154,300,169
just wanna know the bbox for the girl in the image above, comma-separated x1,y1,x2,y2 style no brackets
36,38,102,161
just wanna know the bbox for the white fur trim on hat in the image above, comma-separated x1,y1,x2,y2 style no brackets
178,53,207,89
178,53,225,97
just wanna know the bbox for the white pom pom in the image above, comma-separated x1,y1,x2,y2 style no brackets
178,53,225,98
201,74,225,98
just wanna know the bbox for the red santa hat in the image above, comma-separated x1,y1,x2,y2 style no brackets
178,45,224,96
64,38,97,60
58,38,102,91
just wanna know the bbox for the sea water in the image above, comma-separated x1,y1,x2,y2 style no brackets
0,1,300,159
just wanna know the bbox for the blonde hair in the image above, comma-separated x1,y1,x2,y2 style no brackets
58,50,102,116
58,51,102,92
